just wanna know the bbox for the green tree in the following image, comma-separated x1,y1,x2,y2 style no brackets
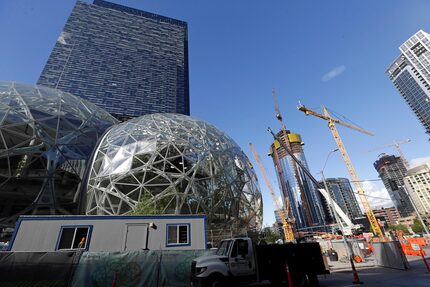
264,227,281,244
131,192,164,215
388,224,409,234
412,218,425,234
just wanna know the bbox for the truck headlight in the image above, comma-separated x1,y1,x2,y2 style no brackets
195,267,207,274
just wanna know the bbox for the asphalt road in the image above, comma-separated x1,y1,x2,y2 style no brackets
319,254,430,287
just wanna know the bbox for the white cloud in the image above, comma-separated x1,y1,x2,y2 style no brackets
321,65,346,82
356,181,393,211
409,156,430,168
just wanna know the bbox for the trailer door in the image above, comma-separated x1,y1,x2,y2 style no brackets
124,224,147,251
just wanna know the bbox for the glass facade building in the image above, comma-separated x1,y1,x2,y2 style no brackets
270,131,325,230
404,164,430,223
85,113,262,232
318,178,362,223
387,30,430,139
0,81,117,227
37,0,189,120
373,153,414,217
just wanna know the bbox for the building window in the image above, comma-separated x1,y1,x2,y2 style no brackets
57,226,91,250
166,224,189,246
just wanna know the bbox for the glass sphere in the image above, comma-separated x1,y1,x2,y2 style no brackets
86,113,262,230
0,81,118,226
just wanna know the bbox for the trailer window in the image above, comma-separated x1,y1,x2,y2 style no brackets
57,226,91,250
166,224,189,246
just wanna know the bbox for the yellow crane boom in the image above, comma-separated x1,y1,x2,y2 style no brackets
249,143,295,241
297,104,384,239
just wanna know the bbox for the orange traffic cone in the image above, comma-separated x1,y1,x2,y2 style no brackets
111,271,118,287
350,256,363,284
285,259,293,287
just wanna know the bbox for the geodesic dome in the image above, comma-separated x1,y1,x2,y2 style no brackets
85,113,262,230
0,81,118,226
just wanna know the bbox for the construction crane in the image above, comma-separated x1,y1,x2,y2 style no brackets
271,89,313,225
267,128,363,235
297,104,384,239
368,139,411,168
249,143,295,241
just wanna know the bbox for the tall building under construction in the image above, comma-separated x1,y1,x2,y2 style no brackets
269,131,325,229
373,153,414,217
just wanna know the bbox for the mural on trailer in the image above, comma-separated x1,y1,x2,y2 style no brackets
85,113,262,231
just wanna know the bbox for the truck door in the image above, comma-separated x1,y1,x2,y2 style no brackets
229,239,254,277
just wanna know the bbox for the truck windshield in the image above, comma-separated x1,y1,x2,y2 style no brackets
216,240,232,256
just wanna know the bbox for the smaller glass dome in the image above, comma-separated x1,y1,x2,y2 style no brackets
86,113,262,231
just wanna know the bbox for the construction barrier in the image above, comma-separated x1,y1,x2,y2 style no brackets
317,238,367,261
401,242,427,256
407,237,427,247
71,249,212,287
372,241,409,270
0,251,78,287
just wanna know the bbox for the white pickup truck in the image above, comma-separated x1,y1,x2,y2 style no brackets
190,237,329,287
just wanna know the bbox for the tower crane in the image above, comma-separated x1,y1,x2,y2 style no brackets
368,139,411,168
297,104,384,239
249,143,295,241
271,89,312,225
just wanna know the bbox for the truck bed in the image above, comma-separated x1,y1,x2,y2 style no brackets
256,243,329,284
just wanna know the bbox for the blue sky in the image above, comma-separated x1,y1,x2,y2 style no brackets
1,0,430,226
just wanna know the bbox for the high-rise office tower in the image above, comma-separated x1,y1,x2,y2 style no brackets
386,30,430,138
404,164,430,222
318,178,362,223
38,0,189,120
374,153,414,217
269,131,325,229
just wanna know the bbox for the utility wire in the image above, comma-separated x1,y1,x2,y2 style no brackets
351,192,391,201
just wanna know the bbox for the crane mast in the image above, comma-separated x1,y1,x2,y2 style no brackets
395,141,410,169
249,143,295,241
298,104,384,239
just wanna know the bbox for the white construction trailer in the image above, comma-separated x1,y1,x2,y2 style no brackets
8,215,207,252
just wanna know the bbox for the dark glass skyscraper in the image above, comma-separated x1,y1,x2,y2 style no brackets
318,178,362,223
38,0,189,120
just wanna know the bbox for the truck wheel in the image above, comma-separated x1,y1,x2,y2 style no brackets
206,274,225,287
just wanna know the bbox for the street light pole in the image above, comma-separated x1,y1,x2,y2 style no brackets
321,149,363,284
403,186,430,235
321,149,341,232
